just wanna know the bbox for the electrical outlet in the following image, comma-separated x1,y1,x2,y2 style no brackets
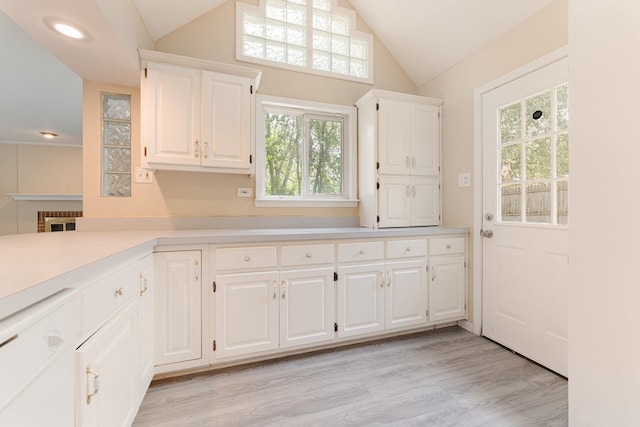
458,172,471,188
135,167,154,184
237,187,253,198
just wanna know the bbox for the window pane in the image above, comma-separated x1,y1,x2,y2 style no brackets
313,0,330,11
500,184,521,222
287,3,306,26
558,180,568,225
331,54,348,74
265,112,302,196
313,30,330,51
557,84,569,130
287,46,306,66
312,50,330,71
350,59,367,78
103,147,131,172
350,39,367,59
103,122,130,146
526,91,552,137
102,94,130,120
500,102,521,144
287,25,306,46
501,143,521,182
266,0,286,21
266,20,286,42
308,118,342,195
243,13,265,37
266,41,286,62
526,137,552,180
525,181,552,224
331,14,349,35
313,9,330,31
243,36,265,59
103,173,131,197
557,133,569,177
331,34,349,56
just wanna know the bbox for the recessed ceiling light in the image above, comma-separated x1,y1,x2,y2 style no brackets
53,22,84,39
40,132,58,139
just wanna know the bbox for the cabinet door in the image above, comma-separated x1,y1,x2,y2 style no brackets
411,103,440,176
76,300,138,427
154,251,202,366
279,268,335,348
378,175,411,228
411,175,440,226
215,271,279,359
428,256,466,322
385,260,427,330
337,263,385,338
142,63,201,166
137,254,154,404
377,99,411,175
201,71,252,172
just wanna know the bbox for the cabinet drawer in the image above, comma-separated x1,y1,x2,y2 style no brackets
429,237,465,255
216,246,277,271
82,263,139,335
386,239,427,259
281,244,334,267
337,241,384,263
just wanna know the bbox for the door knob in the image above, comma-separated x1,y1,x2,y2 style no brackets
480,229,494,238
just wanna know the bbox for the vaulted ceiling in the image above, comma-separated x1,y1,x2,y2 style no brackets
0,0,556,147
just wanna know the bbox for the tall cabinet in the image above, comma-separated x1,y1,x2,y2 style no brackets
356,90,442,228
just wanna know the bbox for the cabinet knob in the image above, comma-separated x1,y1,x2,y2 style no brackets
244,256,251,262
194,140,200,158
306,253,312,258
359,249,366,255
115,287,124,297
446,244,452,249
406,247,412,252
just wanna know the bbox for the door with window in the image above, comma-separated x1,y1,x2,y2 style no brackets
482,57,569,376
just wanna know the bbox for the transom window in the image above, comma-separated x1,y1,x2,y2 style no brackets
255,95,357,207
236,0,373,83
498,83,569,225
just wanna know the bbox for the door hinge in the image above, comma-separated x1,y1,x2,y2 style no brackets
426,265,429,272
250,85,254,95
438,166,441,172
144,67,148,79
249,154,253,164
426,310,429,317
464,261,467,268
213,281,216,293
438,184,441,189
376,182,380,190
439,215,441,220
213,340,216,351
376,161,380,170
334,272,338,282
334,323,338,332
438,111,440,118
144,146,147,157
376,215,380,223
376,103,379,111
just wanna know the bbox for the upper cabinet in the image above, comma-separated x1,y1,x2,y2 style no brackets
139,49,262,174
357,90,442,228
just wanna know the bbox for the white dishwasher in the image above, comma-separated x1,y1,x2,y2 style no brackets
0,288,81,426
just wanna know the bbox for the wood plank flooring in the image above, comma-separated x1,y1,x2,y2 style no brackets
133,327,567,426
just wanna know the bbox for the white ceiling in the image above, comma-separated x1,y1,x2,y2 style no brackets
0,0,557,147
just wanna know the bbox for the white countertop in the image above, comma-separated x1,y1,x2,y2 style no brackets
0,226,467,320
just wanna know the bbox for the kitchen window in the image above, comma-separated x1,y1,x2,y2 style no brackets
101,92,131,197
255,95,357,207
237,0,373,83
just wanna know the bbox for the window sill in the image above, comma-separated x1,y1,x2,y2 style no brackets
254,198,358,208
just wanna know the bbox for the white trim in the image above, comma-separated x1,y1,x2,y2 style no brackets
236,0,374,84
472,46,568,336
0,140,82,148
7,193,82,201
255,94,357,207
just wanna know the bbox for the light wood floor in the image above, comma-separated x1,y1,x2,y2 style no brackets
134,327,567,426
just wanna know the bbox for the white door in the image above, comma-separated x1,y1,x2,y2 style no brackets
337,263,385,338
215,271,279,359
154,250,202,366
378,175,411,228
279,268,335,348
411,103,440,176
428,255,466,323
482,57,569,376
137,254,154,404
201,71,252,171
411,175,440,226
377,99,411,175
385,260,427,330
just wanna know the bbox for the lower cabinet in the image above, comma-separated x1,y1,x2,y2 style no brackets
214,267,335,359
137,254,154,403
428,255,466,322
76,300,139,427
154,250,202,366
385,259,428,330
336,263,385,338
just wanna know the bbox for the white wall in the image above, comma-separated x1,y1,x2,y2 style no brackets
568,1,640,424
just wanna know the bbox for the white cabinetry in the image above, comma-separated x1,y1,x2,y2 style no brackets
140,49,261,174
137,254,154,401
154,250,202,366
427,236,467,323
214,244,335,359
357,89,442,228
336,262,385,338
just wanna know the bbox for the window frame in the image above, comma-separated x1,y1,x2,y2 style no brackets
236,0,374,84
255,94,357,207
